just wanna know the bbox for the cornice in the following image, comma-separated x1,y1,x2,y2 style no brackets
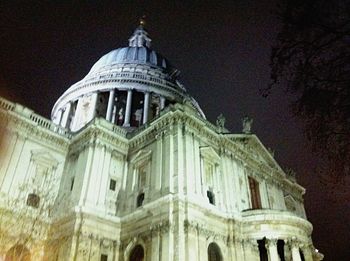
0,109,70,152
183,219,228,243
68,120,128,155
125,105,305,198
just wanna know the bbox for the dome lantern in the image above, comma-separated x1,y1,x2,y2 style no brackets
128,18,152,48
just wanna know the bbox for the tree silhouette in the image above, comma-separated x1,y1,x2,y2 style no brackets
268,0,350,178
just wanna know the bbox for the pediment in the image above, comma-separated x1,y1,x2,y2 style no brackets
30,149,59,167
228,134,284,173
130,150,152,166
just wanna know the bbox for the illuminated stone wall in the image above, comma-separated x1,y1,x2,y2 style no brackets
0,97,323,260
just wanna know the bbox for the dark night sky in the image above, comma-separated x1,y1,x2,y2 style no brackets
0,1,349,260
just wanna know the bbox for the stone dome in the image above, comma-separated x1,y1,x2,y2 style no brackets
52,22,205,132
88,47,170,75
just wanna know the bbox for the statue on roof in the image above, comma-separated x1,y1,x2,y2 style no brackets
242,116,253,134
216,114,226,129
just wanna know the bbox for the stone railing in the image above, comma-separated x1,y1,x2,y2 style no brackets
90,117,128,137
0,96,15,111
0,96,71,138
28,113,71,137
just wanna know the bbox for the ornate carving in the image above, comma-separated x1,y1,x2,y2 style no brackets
265,238,278,248
183,219,227,243
289,237,302,249
243,238,259,251
150,220,173,234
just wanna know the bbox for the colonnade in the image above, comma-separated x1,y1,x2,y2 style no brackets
264,238,310,261
55,89,168,130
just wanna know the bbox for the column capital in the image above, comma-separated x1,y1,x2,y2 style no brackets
289,237,301,248
266,238,278,247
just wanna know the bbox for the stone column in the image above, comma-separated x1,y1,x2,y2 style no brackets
61,102,72,128
106,89,115,122
266,238,279,261
54,109,63,125
160,96,166,110
123,90,133,126
291,239,302,261
142,92,150,124
301,244,314,261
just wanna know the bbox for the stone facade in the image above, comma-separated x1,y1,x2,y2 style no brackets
0,22,323,261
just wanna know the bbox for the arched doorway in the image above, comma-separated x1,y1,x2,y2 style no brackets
208,242,222,261
5,244,31,261
129,244,144,261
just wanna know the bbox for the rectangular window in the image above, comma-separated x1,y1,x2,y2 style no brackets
207,190,215,205
100,254,108,261
109,179,116,191
248,176,262,209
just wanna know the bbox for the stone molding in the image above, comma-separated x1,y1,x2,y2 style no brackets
183,219,228,243
0,109,69,151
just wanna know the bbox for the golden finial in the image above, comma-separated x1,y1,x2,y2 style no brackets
139,15,146,27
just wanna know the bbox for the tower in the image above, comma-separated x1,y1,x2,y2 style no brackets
0,21,323,261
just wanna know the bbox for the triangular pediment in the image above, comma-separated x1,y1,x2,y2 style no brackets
227,134,285,173
130,150,152,165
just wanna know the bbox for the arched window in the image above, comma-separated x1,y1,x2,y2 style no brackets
129,244,144,261
137,193,145,207
208,242,222,261
6,244,31,261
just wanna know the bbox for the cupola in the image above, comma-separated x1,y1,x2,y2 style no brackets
52,20,205,132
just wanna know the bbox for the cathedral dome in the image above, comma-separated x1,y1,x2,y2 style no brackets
52,21,204,131
88,47,170,74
